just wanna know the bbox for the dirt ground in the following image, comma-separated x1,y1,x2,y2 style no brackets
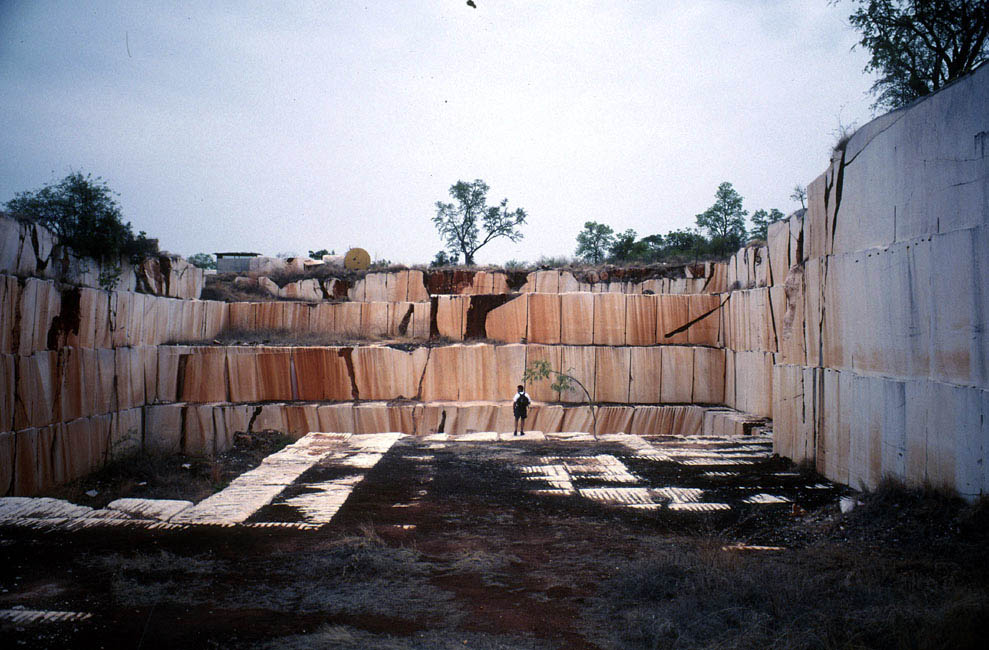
3,436,988,649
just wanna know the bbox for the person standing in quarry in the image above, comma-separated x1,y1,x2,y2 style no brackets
513,385,530,436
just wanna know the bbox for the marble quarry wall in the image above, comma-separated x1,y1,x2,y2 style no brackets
767,64,989,499
2,65,986,499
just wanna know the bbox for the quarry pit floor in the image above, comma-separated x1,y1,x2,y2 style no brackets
2,433,988,649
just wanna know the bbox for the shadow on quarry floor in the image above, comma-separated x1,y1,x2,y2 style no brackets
2,437,989,650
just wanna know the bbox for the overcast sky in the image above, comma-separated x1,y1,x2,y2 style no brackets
0,1,877,265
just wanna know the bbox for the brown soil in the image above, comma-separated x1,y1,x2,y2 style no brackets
4,438,988,649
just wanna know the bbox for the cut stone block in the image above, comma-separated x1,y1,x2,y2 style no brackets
485,294,527,343
257,347,294,401
183,404,217,456
0,354,13,431
560,405,595,433
435,295,468,340
179,347,228,403
411,301,432,340
457,344,498,402
58,348,96,422
110,408,143,459
558,345,596,404
419,345,462,401
593,293,626,345
594,347,630,403
0,431,13,495
524,345,561,403
528,404,564,433
0,275,17,354
283,404,320,438
144,404,183,454
407,270,430,302
494,344,527,402
14,352,57,429
692,348,725,405
625,295,657,346
560,293,594,345
629,347,662,404
361,302,390,337
687,294,721,346
660,347,693,403
317,403,356,433
526,293,561,344
596,406,634,434
354,345,427,401
18,278,59,356
292,346,353,401
657,295,689,345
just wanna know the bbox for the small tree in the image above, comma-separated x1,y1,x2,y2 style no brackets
790,185,807,209
188,253,217,270
308,248,333,259
608,229,641,262
523,360,597,438
5,171,157,265
433,179,527,266
749,208,785,240
695,182,748,257
835,0,989,110
430,250,459,267
575,221,615,264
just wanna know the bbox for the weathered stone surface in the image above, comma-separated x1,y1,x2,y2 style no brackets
494,344,526,400
257,347,294,401
407,301,428,340
308,302,336,334
334,302,363,336
560,293,593,345
457,344,497,402
660,347,693,403
15,352,57,429
278,278,322,301
291,346,350,401
594,347,630,403
419,345,462,401
625,295,657,346
354,345,427,401
527,293,561,344
144,404,183,454
728,350,771,417
179,347,228,403
317,403,356,433
182,404,217,456
629,347,662,403
0,275,17,354
591,293,625,346
407,270,430,302
692,347,725,405
361,302,390,337
435,295,468,340
771,364,816,464
0,431,14,495
687,294,721,346
18,278,59,355
282,404,320,438
524,345,560,403
223,347,259,403
558,345,595,404
485,294,527,343
110,408,142,459
657,295,689,345
596,406,634,434
1,354,14,432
